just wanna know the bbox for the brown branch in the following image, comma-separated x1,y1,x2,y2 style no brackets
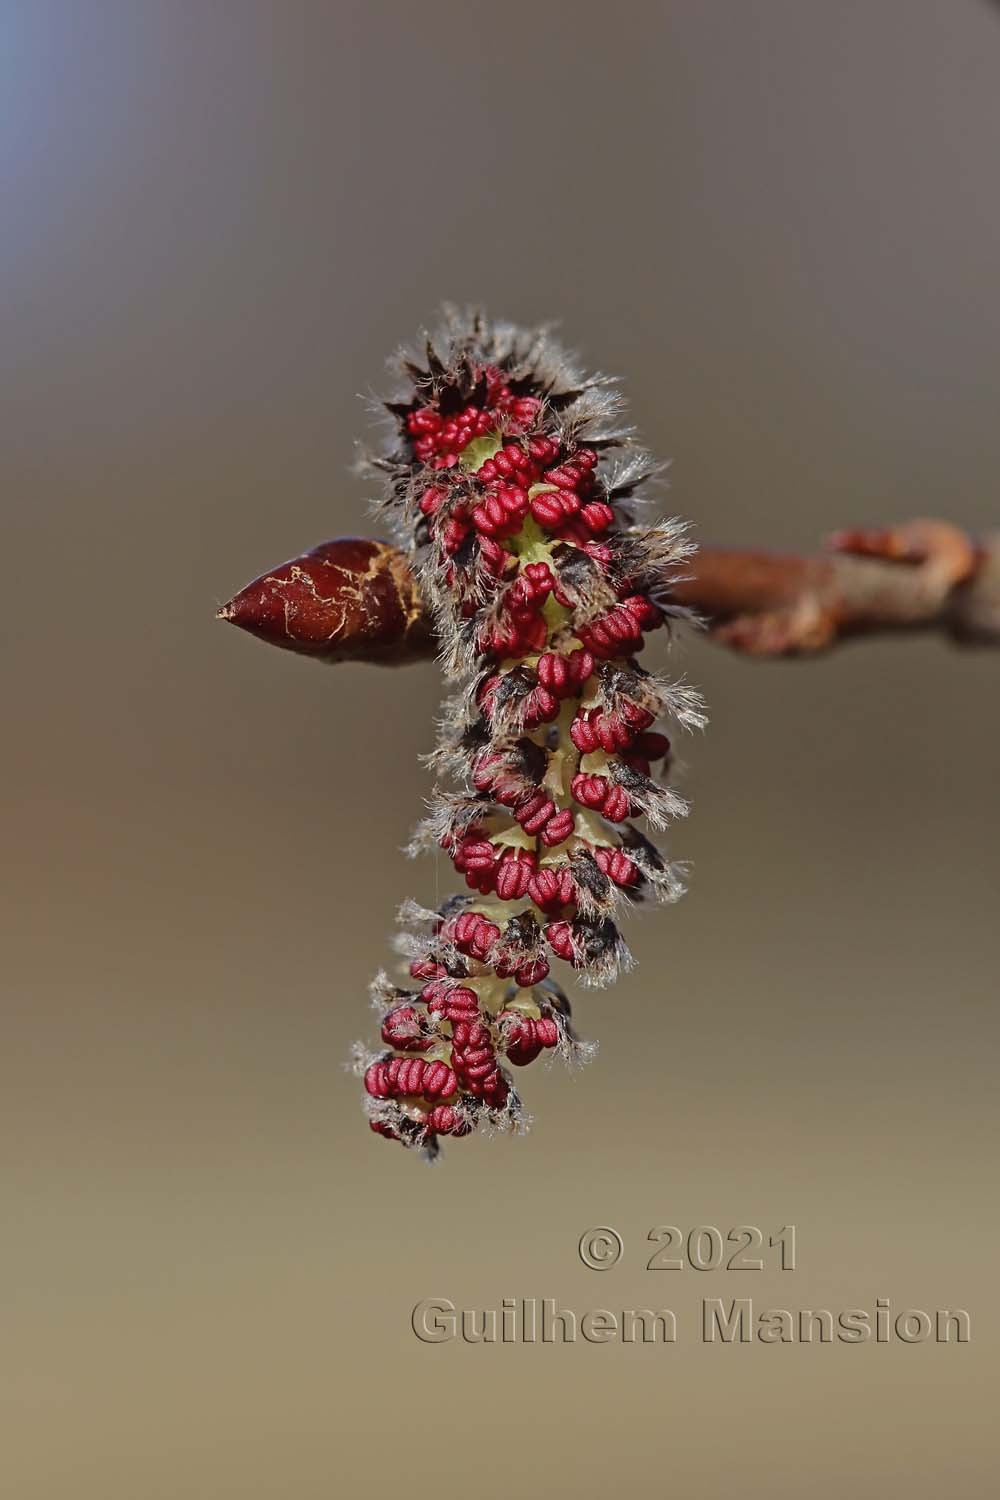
218,520,1000,663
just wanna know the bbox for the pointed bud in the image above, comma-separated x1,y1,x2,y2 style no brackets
218,538,435,664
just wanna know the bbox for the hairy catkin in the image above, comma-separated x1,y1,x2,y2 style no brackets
353,309,704,1158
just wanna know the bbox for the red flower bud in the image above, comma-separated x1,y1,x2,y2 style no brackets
219,538,434,663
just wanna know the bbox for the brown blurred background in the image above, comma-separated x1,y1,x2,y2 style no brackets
2,2,998,1494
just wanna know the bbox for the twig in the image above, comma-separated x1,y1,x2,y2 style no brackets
219,519,1000,662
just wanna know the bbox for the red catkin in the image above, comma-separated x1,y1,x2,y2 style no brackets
349,312,700,1156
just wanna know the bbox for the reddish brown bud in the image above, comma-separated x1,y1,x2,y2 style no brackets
217,538,435,664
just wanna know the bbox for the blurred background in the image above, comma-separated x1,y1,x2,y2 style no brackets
2,1,998,1494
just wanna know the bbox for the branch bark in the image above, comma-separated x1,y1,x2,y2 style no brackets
219,520,1000,663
